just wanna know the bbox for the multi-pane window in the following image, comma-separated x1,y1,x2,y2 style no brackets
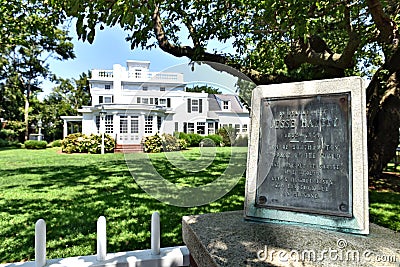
99,96,113,104
187,123,195,133
135,69,142,79
131,116,139,134
223,101,229,110
197,122,205,134
235,124,240,135
105,115,113,134
120,116,128,133
242,124,248,133
145,116,153,134
160,87,165,91
187,99,202,113
105,84,111,90
192,99,199,112
158,98,171,107
208,122,215,135
142,98,149,104
96,115,112,134
142,86,148,91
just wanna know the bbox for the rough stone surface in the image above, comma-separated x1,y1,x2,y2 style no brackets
182,210,400,267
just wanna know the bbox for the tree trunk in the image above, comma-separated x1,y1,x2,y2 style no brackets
367,72,400,176
24,83,31,141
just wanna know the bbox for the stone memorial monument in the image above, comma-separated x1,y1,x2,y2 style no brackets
245,76,369,234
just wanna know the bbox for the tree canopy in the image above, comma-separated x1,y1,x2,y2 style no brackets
0,0,75,140
50,0,400,175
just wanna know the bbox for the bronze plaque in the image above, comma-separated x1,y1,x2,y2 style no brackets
256,93,352,217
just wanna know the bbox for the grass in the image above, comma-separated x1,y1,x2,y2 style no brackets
0,147,399,263
0,147,247,263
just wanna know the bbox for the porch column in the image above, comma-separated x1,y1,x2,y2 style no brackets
63,120,68,138
139,113,145,139
153,114,157,134
112,112,119,142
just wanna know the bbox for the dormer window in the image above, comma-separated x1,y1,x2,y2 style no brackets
105,84,111,90
142,86,148,91
160,87,165,91
223,101,229,110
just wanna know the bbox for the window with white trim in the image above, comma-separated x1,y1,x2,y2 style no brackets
135,69,142,79
105,84,111,90
160,87,165,91
235,124,240,135
145,116,153,134
105,115,113,134
208,122,215,135
242,124,248,133
187,123,195,133
99,96,113,104
192,99,199,112
120,116,128,133
223,101,229,110
131,116,139,134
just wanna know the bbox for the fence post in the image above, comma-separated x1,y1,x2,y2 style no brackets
35,219,46,267
151,212,160,255
97,216,107,261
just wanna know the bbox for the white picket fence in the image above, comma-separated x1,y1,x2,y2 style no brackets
0,212,190,267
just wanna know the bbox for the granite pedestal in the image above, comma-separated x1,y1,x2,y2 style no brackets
182,211,400,267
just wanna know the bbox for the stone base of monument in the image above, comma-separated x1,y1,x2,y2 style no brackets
182,211,400,267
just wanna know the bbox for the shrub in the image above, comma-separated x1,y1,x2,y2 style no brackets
0,139,8,147
24,140,48,149
234,135,248,147
202,134,223,147
0,129,18,141
142,133,163,153
176,132,204,147
178,139,188,150
142,133,187,153
0,139,22,148
217,127,236,146
61,133,115,154
50,140,62,147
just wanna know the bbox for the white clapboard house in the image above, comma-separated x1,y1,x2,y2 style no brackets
61,60,249,151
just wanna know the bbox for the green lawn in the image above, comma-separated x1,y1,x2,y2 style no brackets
0,147,399,263
0,147,247,263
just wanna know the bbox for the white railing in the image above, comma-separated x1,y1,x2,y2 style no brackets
92,70,114,78
91,69,184,83
0,212,190,267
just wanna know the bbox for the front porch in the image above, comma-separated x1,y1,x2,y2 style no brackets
60,116,83,138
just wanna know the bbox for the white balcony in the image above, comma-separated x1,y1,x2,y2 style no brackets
91,69,184,84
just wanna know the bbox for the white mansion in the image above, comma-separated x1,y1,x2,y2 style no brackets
61,60,250,146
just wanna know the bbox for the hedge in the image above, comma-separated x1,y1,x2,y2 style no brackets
24,140,48,149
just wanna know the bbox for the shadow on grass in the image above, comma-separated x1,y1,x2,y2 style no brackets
0,149,246,263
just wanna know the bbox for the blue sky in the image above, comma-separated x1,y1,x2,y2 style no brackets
40,23,240,98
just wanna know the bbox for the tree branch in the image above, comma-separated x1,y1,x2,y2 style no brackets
366,0,399,44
